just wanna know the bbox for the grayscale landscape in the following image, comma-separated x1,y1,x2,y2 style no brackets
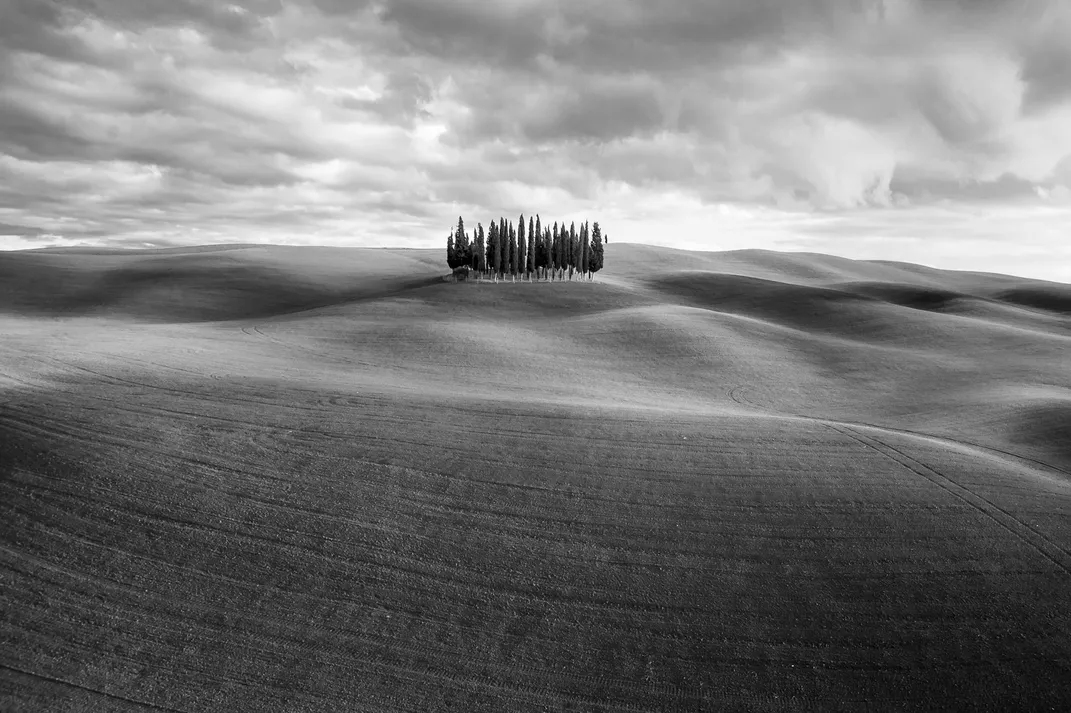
4,0,1071,709
2,243,1069,710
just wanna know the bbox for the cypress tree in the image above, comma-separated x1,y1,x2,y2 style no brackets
576,223,584,277
475,223,485,275
536,228,543,280
587,222,593,275
548,223,554,280
527,216,534,279
518,229,527,282
580,221,589,277
590,222,604,278
534,216,542,278
526,221,535,278
517,214,526,281
536,227,544,279
533,226,542,277
497,218,507,279
551,222,559,280
576,222,582,265
490,221,500,280
547,223,553,280
502,218,508,278
569,222,577,280
455,217,466,269
575,222,582,271
544,227,551,280
560,222,567,280
560,223,567,280
561,223,567,279
524,228,533,278
514,222,522,280
447,231,456,269
586,222,592,276
562,222,568,278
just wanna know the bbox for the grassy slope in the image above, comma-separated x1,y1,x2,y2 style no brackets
1,244,1069,711
0,246,445,321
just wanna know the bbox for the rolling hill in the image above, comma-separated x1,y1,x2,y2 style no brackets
2,243,1069,711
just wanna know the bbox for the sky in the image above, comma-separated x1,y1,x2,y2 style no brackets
1,0,1070,282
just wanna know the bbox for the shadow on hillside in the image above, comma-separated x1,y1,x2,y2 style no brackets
0,256,447,323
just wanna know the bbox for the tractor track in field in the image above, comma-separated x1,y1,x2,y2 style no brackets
825,424,1071,578
0,663,190,712
4,365,848,496
240,323,388,373
3,542,696,712
104,351,227,382
8,335,743,432
727,385,1071,480
10,355,1067,542
6,545,708,712
7,468,718,621
728,385,1071,578
0,401,790,507
10,445,938,612
0,338,375,417
8,455,966,583
8,518,823,670
9,518,903,712
7,537,940,712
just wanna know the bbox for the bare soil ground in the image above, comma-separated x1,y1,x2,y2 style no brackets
2,243,1069,711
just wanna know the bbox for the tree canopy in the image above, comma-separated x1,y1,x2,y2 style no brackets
446,215,606,282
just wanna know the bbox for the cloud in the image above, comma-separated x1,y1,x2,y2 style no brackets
0,221,47,239
0,0,1068,281
521,79,666,143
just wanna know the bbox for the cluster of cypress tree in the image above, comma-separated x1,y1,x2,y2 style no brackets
446,215,606,281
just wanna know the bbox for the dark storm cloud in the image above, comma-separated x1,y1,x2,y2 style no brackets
95,235,184,248
0,222,46,238
0,0,274,70
309,0,375,15
521,81,665,143
70,0,282,44
450,75,667,146
0,86,310,188
0,0,92,71
0,100,95,161
889,172,1043,203
1019,26,1071,112
0,0,351,194
377,0,885,73
336,70,433,124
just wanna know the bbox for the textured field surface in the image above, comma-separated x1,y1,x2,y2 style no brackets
2,244,1070,711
